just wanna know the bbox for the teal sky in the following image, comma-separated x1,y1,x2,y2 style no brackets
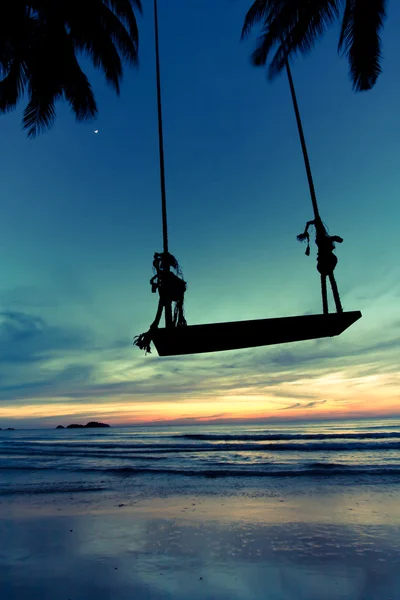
0,1,399,428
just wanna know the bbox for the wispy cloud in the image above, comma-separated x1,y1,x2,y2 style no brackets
0,301,399,425
0,310,91,364
281,399,327,410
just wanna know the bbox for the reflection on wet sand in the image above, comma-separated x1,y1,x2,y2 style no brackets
1,491,400,600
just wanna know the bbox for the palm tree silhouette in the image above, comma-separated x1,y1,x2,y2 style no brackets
0,1,142,137
242,0,387,92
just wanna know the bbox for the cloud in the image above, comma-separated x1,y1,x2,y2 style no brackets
281,399,327,410
0,300,399,423
0,310,97,403
0,363,95,398
266,334,400,369
0,310,91,364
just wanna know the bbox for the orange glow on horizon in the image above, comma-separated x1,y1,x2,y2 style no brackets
1,362,398,426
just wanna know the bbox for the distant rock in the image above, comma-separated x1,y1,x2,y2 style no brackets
63,422,110,429
56,425,65,429
6,428,15,431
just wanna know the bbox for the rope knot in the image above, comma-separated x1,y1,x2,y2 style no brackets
134,251,188,353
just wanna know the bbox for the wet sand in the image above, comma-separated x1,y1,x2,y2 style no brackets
1,485,400,600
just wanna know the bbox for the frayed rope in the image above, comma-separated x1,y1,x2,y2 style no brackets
297,231,310,256
133,330,153,354
173,300,187,328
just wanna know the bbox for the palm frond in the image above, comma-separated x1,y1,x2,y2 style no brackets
97,2,139,63
244,0,340,78
250,25,278,67
268,0,340,78
288,0,340,54
69,4,139,93
22,93,60,138
103,0,142,40
62,51,98,121
1,0,141,136
0,58,27,112
67,0,139,66
339,0,387,91
0,5,34,76
22,25,64,137
248,1,295,67
242,0,281,39
76,31,123,93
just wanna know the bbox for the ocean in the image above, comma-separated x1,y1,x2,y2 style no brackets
1,418,400,499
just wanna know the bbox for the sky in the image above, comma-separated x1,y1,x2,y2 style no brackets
0,0,399,428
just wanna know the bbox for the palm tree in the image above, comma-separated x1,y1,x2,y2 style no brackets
0,0,142,137
241,0,387,92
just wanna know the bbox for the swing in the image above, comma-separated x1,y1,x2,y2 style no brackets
133,1,362,357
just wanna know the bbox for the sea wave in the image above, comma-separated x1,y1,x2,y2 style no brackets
173,432,400,441
0,447,167,460
80,465,400,478
2,463,400,479
1,440,400,454
0,484,107,496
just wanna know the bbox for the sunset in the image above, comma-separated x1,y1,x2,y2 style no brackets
1,3,399,431
1,281,398,427
1,343,399,427
1,2,399,599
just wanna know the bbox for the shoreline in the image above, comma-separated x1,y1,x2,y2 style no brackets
2,474,400,520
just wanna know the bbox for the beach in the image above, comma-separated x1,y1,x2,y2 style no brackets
2,481,400,599
1,420,400,599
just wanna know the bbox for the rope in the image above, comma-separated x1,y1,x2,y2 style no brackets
133,253,187,353
285,59,344,314
154,0,168,254
320,275,328,315
285,59,320,222
329,274,343,314
134,2,188,352
154,0,172,327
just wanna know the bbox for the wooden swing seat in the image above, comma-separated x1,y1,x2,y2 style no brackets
152,310,362,357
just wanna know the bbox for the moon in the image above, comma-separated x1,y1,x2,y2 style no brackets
94,129,99,134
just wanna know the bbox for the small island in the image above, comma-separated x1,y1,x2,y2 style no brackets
56,421,110,429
